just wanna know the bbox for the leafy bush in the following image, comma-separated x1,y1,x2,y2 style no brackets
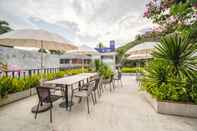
152,33,197,80
11,78,25,92
121,67,144,73
0,68,89,98
94,60,113,79
25,75,40,89
55,71,65,78
140,33,197,104
63,68,86,75
0,77,12,97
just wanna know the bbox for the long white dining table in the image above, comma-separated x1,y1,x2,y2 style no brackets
44,73,98,110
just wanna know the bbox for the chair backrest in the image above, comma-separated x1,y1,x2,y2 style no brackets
118,72,122,79
109,75,114,82
36,86,51,103
92,78,100,91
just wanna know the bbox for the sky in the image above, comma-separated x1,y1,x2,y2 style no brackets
0,0,154,47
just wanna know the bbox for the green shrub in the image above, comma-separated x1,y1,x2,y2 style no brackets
55,71,65,78
11,78,26,93
25,75,40,89
152,33,197,80
63,68,87,75
0,77,11,97
93,60,113,79
0,68,90,97
140,33,197,104
121,67,144,73
98,62,113,79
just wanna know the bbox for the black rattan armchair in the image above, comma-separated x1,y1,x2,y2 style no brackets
34,86,61,123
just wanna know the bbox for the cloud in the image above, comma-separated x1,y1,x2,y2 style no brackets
0,0,153,47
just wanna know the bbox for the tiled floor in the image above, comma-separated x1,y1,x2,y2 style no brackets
0,75,197,131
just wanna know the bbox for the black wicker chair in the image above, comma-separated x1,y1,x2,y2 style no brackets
34,86,61,123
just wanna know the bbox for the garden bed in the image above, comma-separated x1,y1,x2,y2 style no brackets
0,88,36,107
143,91,197,118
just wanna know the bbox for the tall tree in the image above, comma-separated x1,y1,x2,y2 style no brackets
0,20,12,35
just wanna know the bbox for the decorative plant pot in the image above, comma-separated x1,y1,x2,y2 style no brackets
143,91,197,118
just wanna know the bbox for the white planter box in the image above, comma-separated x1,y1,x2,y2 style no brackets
143,91,197,118
0,88,36,106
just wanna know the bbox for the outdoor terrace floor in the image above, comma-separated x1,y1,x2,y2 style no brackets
0,75,197,131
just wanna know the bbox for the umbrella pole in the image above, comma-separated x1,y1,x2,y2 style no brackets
82,58,84,73
40,40,44,85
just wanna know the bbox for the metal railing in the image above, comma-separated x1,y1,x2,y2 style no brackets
0,67,61,78
0,65,89,78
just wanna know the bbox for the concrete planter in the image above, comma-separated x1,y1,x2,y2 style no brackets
143,91,197,118
122,73,142,76
0,88,36,107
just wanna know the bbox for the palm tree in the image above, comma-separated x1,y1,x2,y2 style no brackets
0,20,12,34
152,33,197,80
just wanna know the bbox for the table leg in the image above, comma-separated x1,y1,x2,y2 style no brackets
59,85,73,110
65,85,68,110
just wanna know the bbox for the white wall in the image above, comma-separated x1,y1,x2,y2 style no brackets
0,47,60,70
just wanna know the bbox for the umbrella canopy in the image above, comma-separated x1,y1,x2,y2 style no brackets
0,29,77,51
126,42,159,60
127,54,152,60
67,44,99,55
60,53,91,60
126,42,159,55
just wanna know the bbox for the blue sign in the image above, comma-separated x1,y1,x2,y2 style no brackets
95,40,115,53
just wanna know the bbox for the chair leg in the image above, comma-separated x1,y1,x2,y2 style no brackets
109,83,112,92
114,80,116,88
120,79,123,87
70,91,73,111
91,93,95,105
61,88,65,99
102,83,105,92
98,87,101,97
87,97,90,114
112,81,115,89
50,103,52,123
35,102,40,120
78,98,82,103
94,91,97,104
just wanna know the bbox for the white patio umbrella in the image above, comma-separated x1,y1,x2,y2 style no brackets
66,44,100,72
126,42,159,75
126,42,159,60
67,44,99,54
0,29,77,82
0,29,77,51
127,54,152,60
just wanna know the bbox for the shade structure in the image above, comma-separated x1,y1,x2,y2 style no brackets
0,29,77,51
66,45,99,72
60,53,91,60
66,44,99,55
126,42,159,60
127,54,152,60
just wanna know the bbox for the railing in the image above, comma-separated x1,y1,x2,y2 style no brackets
0,67,60,78
0,66,86,78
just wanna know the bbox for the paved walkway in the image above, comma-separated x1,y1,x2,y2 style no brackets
0,75,197,131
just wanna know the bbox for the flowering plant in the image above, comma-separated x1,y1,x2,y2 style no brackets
144,0,197,42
